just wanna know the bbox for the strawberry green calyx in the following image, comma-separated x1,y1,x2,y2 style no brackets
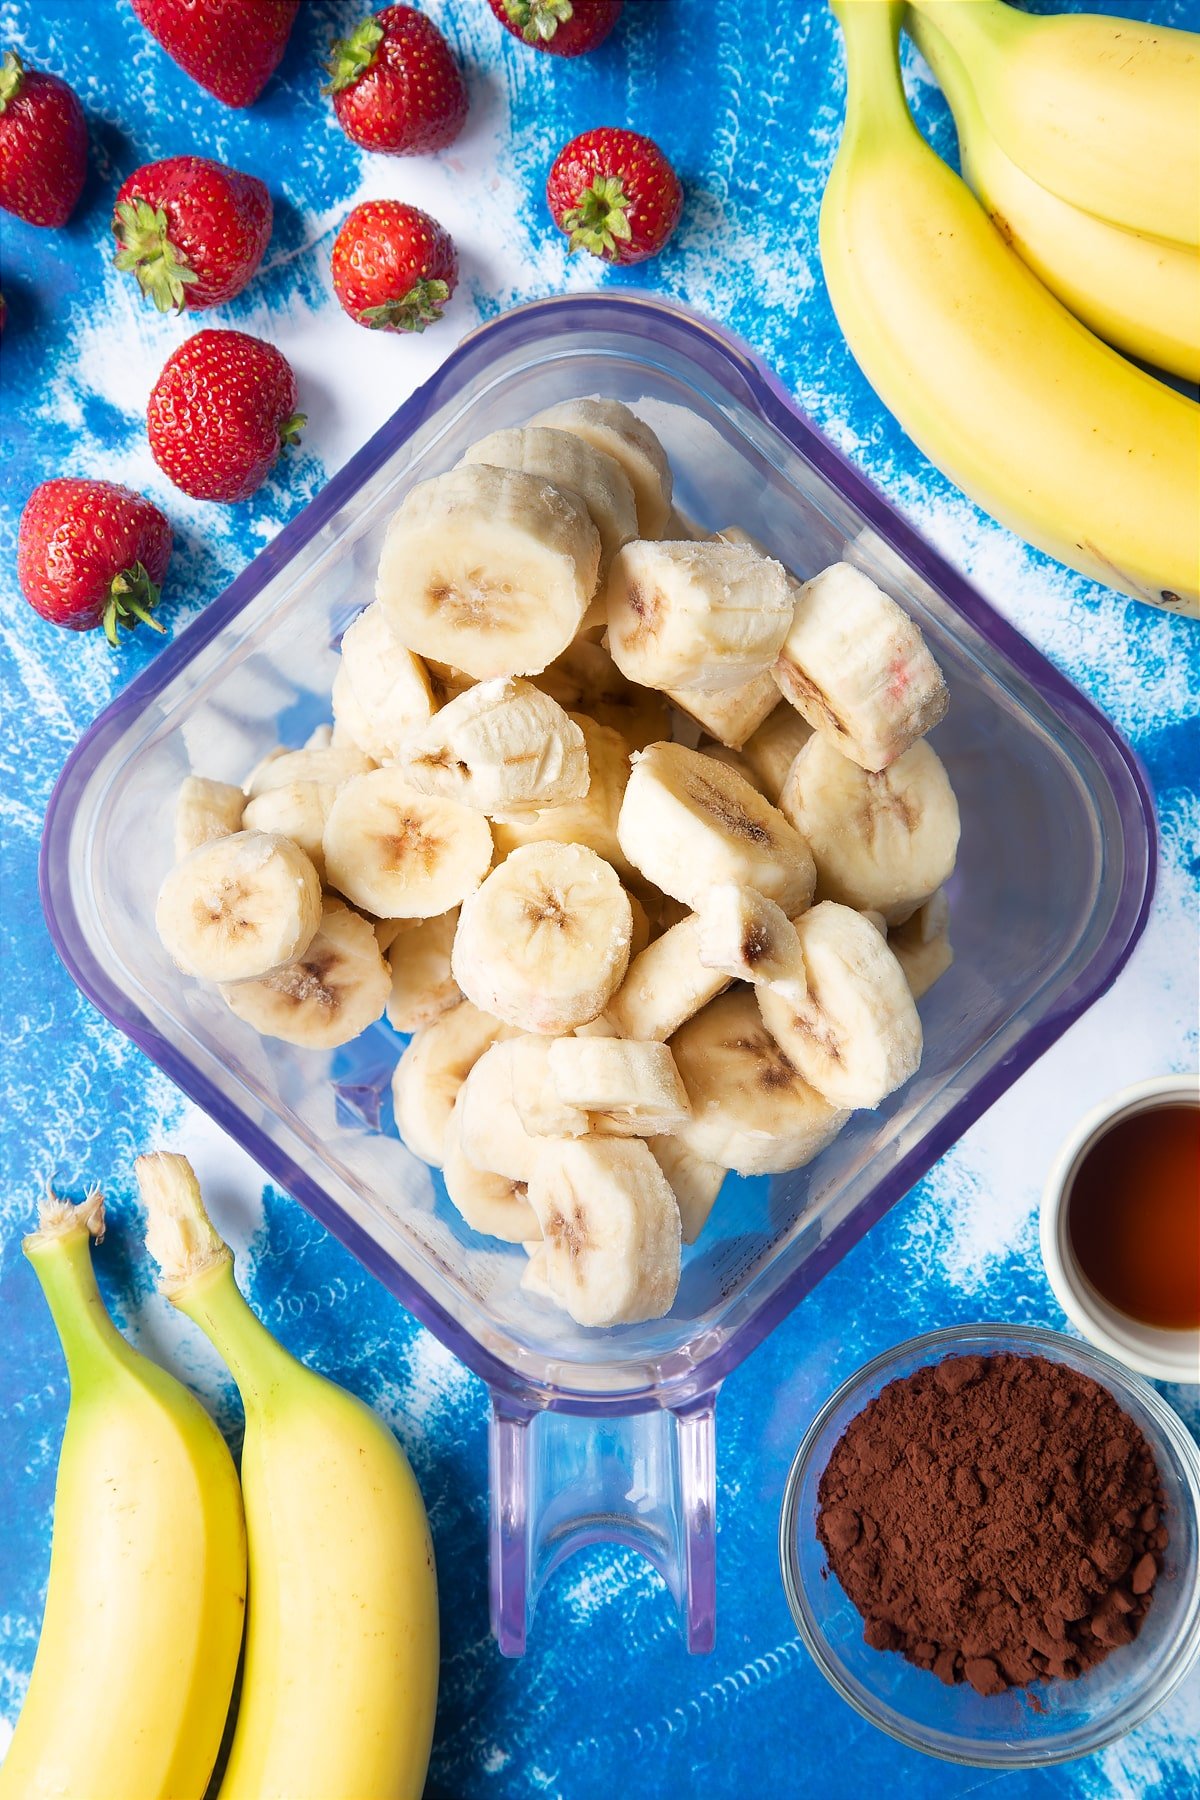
564,175,632,259
360,279,450,333
324,17,384,93
278,412,307,452
504,0,574,42
113,200,200,313
0,50,25,112
104,563,166,649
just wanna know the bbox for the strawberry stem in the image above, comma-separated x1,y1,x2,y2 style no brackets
504,0,574,43
563,176,633,260
113,199,199,313
0,50,25,112
104,563,166,649
359,278,451,333
278,412,307,452
323,17,384,93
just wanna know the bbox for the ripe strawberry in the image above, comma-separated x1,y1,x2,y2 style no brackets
547,127,682,265
131,0,299,108
325,5,467,155
18,480,172,643
147,330,304,501
486,0,622,57
331,200,457,333
0,50,87,227
113,156,272,313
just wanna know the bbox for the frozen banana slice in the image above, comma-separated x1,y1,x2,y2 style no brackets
243,780,332,882
456,1039,543,1183
617,741,816,914
332,602,438,764
607,540,794,695
774,561,948,772
174,775,245,861
391,1000,512,1167
508,1035,590,1139
527,1136,682,1327
461,427,638,579
695,884,805,1000
376,465,600,680
668,669,781,749
452,841,633,1034
757,901,922,1109
490,713,636,884
385,908,461,1033
889,888,953,1000
547,1037,691,1137
244,744,374,798
520,1243,567,1308
539,640,672,752
626,889,651,959
670,988,848,1176
741,707,813,803
323,767,493,920
697,742,765,791
398,678,589,815
649,1137,726,1244
156,830,322,984
779,733,960,923
529,398,673,539
537,638,670,751
442,1095,540,1243
221,898,390,1049
605,913,729,1042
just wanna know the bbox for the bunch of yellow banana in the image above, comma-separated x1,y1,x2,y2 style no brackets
821,0,1200,617
2,1167,438,1800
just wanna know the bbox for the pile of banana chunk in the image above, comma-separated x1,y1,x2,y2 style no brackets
156,399,960,1329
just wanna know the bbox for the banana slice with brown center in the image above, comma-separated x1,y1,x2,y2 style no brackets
452,841,633,1034
527,1136,682,1326
222,898,390,1049
779,732,960,922
323,768,493,920
670,987,849,1176
617,741,816,914
156,829,322,983
376,465,601,680
756,901,922,1109
607,540,795,695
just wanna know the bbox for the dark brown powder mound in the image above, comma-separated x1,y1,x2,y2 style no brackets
816,1352,1166,1697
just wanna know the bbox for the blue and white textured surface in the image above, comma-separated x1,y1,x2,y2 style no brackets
1,1,1197,1793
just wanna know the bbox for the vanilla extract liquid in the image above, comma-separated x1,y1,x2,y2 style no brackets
1067,1103,1200,1332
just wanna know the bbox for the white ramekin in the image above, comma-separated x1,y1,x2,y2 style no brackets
1040,1074,1199,1384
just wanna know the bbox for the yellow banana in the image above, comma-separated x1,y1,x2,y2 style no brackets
136,1153,439,1800
907,0,1200,248
909,9,1200,383
2,1187,245,1800
821,0,1200,618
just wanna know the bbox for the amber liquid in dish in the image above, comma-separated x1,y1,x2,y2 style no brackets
1067,1102,1200,1331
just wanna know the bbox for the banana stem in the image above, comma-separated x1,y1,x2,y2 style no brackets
907,1,1025,60
23,1188,139,1386
829,1,913,145
136,1151,293,1408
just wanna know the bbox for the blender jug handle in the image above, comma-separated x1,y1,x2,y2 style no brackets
488,1391,718,1656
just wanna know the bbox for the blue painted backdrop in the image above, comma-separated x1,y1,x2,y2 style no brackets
1,1,1197,1794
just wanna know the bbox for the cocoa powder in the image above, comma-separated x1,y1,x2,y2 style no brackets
816,1352,1166,1697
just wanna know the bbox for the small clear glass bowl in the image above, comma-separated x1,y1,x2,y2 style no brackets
779,1324,1200,1767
